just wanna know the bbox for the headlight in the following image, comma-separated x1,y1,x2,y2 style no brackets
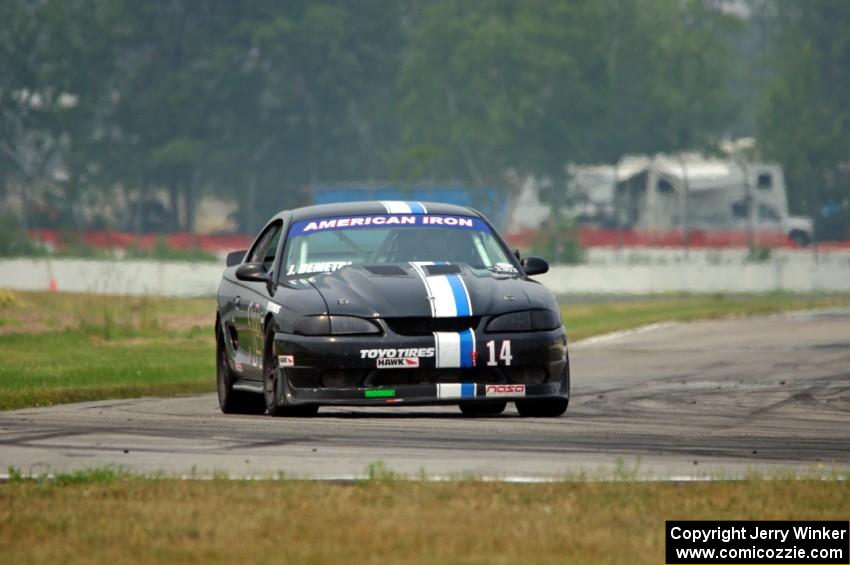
330,316,381,335
294,315,381,336
486,311,531,332
294,316,331,335
486,310,561,333
530,309,561,331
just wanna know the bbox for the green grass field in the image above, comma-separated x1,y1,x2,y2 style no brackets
0,472,847,564
0,291,214,410
0,332,213,409
1,290,849,410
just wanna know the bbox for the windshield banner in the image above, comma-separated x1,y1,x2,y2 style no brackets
290,214,489,236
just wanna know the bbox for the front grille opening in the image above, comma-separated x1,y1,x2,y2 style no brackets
321,370,366,388
287,368,321,388
296,366,548,389
507,366,549,384
384,316,481,336
365,367,506,387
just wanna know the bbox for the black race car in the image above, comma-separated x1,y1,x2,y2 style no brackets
216,201,569,417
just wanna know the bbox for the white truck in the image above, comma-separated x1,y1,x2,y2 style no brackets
506,154,813,246
609,155,813,246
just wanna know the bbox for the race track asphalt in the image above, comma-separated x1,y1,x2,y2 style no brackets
1,309,849,479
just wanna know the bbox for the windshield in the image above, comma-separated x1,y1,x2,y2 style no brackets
282,214,517,277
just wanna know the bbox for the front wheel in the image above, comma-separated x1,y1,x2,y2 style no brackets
263,323,318,417
515,397,568,417
217,328,265,415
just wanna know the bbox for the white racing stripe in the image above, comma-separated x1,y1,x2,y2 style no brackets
382,201,412,214
381,201,428,214
434,329,475,368
409,261,436,316
433,331,461,368
409,262,471,318
426,273,459,317
436,383,477,399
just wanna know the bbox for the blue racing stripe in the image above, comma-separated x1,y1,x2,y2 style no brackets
446,274,471,317
461,383,475,398
406,201,426,214
459,329,474,368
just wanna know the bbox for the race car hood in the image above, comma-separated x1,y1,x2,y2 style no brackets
308,263,557,318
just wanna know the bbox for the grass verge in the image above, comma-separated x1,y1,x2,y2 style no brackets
0,332,213,410
0,475,847,564
1,290,849,410
563,292,850,340
0,291,215,410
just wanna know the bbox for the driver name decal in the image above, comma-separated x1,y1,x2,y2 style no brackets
286,261,351,276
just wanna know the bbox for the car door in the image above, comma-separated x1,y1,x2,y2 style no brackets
218,272,242,368
235,220,284,380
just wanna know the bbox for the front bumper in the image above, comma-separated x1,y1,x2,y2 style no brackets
273,326,569,406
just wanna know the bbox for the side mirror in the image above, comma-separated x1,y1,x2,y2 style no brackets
235,262,269,283
226,250,247,267
521,256,549,276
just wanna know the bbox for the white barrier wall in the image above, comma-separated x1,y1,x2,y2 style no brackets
537,262,850,294
539,248,850,294
0,253,848,296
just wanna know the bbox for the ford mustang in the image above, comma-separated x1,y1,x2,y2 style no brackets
216,201,569,417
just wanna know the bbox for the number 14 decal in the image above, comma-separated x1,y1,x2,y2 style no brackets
485,340,513,366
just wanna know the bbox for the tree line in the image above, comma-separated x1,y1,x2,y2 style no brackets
1,0,848,234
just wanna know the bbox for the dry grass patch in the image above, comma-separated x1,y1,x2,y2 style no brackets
0,478,847,564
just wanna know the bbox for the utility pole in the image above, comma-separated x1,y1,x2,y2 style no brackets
613,160,622,257
646,155,659,242
735,157,755,251
677,154,690,257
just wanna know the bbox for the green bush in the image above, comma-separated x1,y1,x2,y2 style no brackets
746,246,772,263
124,237,218,262
0,212,47,257
529,215,586,265
53,230,115,259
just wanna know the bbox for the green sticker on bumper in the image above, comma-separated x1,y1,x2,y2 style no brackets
364,389,396,398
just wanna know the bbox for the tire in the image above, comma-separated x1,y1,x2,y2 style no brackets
515,397,569,417
514,354,570,417
263,323,318,417
217,328,265,415
459,401,507,416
